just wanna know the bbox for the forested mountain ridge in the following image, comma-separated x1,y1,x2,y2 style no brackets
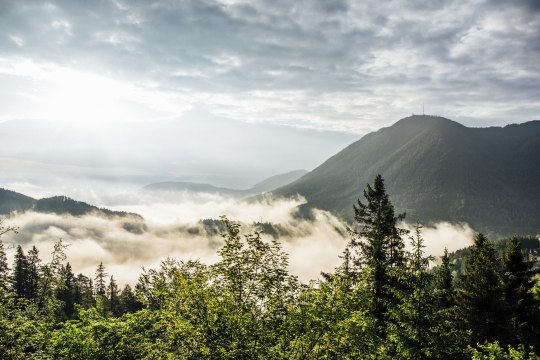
274,115,540,237
0,188,140,219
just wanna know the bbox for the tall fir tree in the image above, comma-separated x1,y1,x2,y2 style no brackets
107,276,120,317
12,245,28,299
73,273,95,309
455,233,508,346
434,248,454,310
94,262,108,316
502,237,540,350
388,223,440,359
57,263,76,319
348,174,408,338
94,262,107,297
119,284,142,314
0,241,9,293
26,246,41,300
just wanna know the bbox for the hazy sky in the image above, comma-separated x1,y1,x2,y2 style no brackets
1,0,540,193
1,0,539,133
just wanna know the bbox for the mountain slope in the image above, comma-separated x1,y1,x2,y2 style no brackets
0,189,140,219
274,115,540,236
143,169,308,196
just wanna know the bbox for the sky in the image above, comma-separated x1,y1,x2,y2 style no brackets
0,0,539,191
1,0,539,133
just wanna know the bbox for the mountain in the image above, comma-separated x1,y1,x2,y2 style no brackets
273,115,540,237
250,170,308,193
143,182,245,196
143,169,308,196
0,188,140,219
0,188,35,214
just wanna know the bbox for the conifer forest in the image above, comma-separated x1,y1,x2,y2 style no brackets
1,175,539,359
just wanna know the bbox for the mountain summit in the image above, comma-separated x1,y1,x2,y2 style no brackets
274,115,540,236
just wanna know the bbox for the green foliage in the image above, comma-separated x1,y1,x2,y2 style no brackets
348,174,408,338
456,233,508,346
469,342,540,360
1,177,540,358
503,237,540,349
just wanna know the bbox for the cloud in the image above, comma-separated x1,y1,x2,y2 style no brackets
1,189,477,286
0,0,538,133
1,194,350,285
402,221,475,258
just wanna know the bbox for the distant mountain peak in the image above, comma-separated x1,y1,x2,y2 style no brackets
274,116,540,237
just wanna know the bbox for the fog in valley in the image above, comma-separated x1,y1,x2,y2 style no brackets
1,186,475,286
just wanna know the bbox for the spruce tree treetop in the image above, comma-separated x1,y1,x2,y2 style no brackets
350,174,408,269
348,174,408,340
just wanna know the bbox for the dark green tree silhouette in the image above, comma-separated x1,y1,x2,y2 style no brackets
348,174,408,338
94,262,107,297
57,263,76,319
12,245,28,299
26,246,40,300
119,284,141,314
455,233,508,346
502,237,540,349
433,248,454,310
107,276,120,316
0,241,9,293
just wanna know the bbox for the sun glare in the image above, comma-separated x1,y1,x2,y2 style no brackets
0,57,193,126
43,69,127,123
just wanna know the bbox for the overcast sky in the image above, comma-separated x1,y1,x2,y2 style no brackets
1,0,539,134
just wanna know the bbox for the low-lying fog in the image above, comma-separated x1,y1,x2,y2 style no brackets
1,188,474,286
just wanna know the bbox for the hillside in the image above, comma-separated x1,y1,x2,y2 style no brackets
143,169,308,196
274,115,540,236
0,188,140,219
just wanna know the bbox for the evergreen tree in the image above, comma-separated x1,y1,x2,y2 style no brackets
12,245,28,299
388,223,439,359
94,262,107,297
348,174,408,337
434,248,454,309
0,241,9,293
455,233,508,346
57,263,76,319
119,284,142,314
26,246,40,300
107,276,120,317
73,274,95,309
94,262,108,316
502,237,540,350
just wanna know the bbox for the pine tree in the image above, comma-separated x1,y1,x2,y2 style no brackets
455,233,508,346
119,284,142,314
502,237,540,349
73,273,95,309
434,248,454,309
26,246,41,300
0,241,9,293
107,276,120,317
57,263,76,319
12,245,28,299
94,262,107,297
348,174,408,338
388,223,438,359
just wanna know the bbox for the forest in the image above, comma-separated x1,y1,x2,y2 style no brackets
1,175,539,359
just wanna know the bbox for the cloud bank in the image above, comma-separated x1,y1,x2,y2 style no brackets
1,0,539,132
1,192,474,286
